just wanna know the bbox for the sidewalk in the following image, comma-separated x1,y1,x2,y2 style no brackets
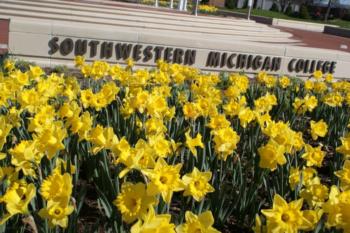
275,26,350,53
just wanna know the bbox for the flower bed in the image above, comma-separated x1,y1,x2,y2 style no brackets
199,5,218,13
0,57,350,233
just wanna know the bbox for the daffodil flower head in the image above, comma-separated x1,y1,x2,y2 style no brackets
261,194,312,233
0,180,36,223
130,207,175,233
176,211,220,233
258,139,286,171
40,172,73,201
182,167,214,202
38,197,74,228
185,130,204,157
212,127,240,161
143,158,184,203
113,182,157,224
310,120,328,140
301,144,325,167
335,160,350,191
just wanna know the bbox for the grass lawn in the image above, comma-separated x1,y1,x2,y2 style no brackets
222,8,350,29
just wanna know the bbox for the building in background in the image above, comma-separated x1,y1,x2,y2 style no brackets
208,0,350,12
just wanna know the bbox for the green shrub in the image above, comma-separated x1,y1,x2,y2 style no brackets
225,0,236,9
0,53,9,71
15,59,36,72
50,65,69,74
285,4,293,16
299,4,310,19
342,9,350,21
242,0,248,8
270,2,279,12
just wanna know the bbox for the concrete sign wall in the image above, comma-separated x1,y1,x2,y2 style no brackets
2,0,350,79
7,18,350,78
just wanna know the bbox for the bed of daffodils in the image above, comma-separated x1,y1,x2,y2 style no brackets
0,57,350,233
198,5,218,13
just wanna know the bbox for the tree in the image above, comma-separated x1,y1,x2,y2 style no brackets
299,4,310,18
192,0,199,15
324,0,334,21
225,0,237,9
273,0,288,12
253,0,258,9
273,0,311,13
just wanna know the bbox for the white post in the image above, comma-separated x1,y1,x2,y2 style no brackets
194,0,199,15
178,0,184,10
184,0,188,11
155,0,159,7
170,0,174,8
247,0,253,20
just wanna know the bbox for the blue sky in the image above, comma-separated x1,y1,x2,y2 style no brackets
314,0,350,6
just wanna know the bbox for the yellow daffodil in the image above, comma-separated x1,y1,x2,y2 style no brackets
6,107,22,128
4,59,15,71
113,182,157,223
80,89,95,109
314,81,327,93
0,180,36,224
252,214,265,233
258,139,286,171
10,140,43,178
88,125,119,154
238,107,255,128
40,172,73,201
254,93,277,113
182,167,214,201
183,102,200,120
304,80,314,91
146,94,168,119
74,56,85,67
68,111,92,141
38,197,74,228
313,70,323,80
336,133,350,159
325,73,333,83
322,185,342,228
335,160,350,191
0,166,17,184
212,127,240,161
143,158,184,203
130,208,175,233
310,120,328,140
301,144,325,167
289,167,317,190
53,158,76,175
279,76,291,89
145,118,167,136
35,121,67,159
223,97,246,117
148,134,172,158
323,92,343,107
302,209,323,231
289,167,301,191
29,65,44,79
261,194,312,233
300,177,328,207
185,131,204,157
0,115,12,150
293,95,318,114
58,102,81,120
176,211,220,233
207,114,230,130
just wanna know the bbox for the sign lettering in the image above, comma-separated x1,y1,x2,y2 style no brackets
48,37,337,74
